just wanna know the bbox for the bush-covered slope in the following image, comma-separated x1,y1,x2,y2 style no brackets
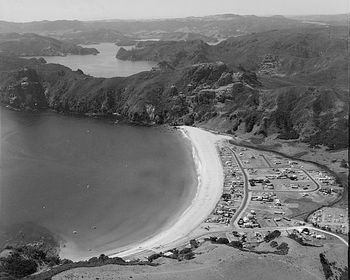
211,26,348,88
0,14,307,38
0,54,348,149
117,40,211,67
117,26,348,89
0,33,99,56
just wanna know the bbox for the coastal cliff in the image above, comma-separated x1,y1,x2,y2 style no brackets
0,58,47,110
0,53,348,150
0,26,349,149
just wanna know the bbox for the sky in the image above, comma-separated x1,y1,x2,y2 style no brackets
0,0,348,22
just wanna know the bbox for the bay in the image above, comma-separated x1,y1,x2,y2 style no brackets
0,108,196,260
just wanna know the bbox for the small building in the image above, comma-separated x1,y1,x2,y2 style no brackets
163,251,175,257
274,199,281,206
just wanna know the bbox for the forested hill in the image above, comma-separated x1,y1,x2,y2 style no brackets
0,33,99,56
0,14,307,37
117,26,348,89
0,25,348,150
0,44,348,150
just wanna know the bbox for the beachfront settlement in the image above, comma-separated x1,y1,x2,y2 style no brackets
112,127,348,262
204,141,347,241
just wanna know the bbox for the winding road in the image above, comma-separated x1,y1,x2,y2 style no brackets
224,144,348,247
113,139,348,260
228,147,250,228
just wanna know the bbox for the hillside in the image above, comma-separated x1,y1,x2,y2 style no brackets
157,32,217,42
211,26,348,88
0,14,310,40
116,40,211,67
55,29,136,45
116,26,348,89
0,26,348,150
0,50,348,150
0,33,99,56
54,29,218,46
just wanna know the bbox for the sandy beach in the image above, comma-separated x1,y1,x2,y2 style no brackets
108,126,227,258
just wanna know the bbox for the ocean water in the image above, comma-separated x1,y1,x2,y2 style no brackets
0,108,196,260
33,43,157,78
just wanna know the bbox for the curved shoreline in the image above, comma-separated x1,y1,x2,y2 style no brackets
108,126,227,258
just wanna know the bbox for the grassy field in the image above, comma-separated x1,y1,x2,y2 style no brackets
52,237,348,280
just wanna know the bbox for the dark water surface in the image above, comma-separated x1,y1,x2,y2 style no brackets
33,43,157,78
0,108,196,260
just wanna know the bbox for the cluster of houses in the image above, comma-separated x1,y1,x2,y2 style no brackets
318,187,338,196
238,210,260,228
250,192,294,224
292,228,326,240
249,178,275,190
266,168,306,181
248,167,312,191
270,158,300,167
205,146,244,225
313,171,336,184
309,208,348,234
309,170,338,187
305,170,343,197
251,192,276,202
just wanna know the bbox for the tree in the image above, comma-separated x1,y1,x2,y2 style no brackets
216,237,229,244
0,252,38,278
148,253,162,262
190,239,199,249
98,254,109,262
183,252,195,260
264,230,281,242
229,241,243,249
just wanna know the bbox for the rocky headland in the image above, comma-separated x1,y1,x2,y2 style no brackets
1,26,348,150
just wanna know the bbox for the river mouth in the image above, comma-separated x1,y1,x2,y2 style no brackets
0,108,197,260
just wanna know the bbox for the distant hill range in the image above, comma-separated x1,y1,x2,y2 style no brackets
0,14,340,43
287,14,349,26
54,29,137,45
0,15,348,150
0,33,99,56
117,26,348,89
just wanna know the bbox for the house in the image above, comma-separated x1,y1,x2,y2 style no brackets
274,199,281,206
163,251,175,257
